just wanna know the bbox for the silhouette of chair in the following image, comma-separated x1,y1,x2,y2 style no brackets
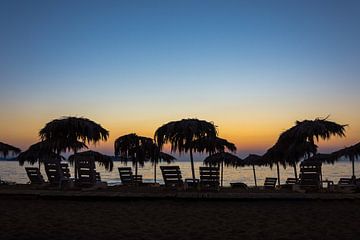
44,161,72,188
199,166,220,190
264,177,277,190
118,167,142,185
25,167,45,184
75,159,103,187
160,166,183,189
299,161,322,191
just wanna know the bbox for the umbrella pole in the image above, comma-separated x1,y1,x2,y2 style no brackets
293,164,298,180
221,161,224,187
154,161,157,183
252,164,257,187
190,148,196,181
135,161,138,176
276,162,281,187
352,157,355,179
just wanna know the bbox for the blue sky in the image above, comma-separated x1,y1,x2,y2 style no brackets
1,0,359,156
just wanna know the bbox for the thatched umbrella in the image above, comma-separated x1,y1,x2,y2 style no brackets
0,142,21,159
192,136,236,155
330,142,360,179
155,118,217,181
68,150,113,171
39,116,109,177
242,154,267,187
17,141,67,169
265,118,346,184
204,152,241,187
114,133,153,176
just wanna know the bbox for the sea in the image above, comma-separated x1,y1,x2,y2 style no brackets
1,160,358,186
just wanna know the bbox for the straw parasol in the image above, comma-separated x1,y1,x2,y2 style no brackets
242,154,267,187
17,141,66,169
68,150,113,171
39,116,109,177
155,118,217,181
114,133,154,176
0,142,21,159
330,142,360,179
204,152,241,187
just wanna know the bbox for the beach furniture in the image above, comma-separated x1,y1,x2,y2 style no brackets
298,160,322,191
230,182,248,190
199,166,220,190
25,167,45,184
44,161,72,188
160,166,183,189
280,177,298,190
118,167,143,185
263,177,277,189
75,159,106,188
335,178,357,192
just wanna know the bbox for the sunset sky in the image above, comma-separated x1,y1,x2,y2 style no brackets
1,0,359,158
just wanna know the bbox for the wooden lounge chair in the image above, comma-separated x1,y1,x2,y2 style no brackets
25,167,45,184
264,177,277,190
336,178,357,192
44,161,72,188
199,166,220,190
280,178,298,190
75,159,106,188
299,160,322,191
118,167,143,185
160,166,183,189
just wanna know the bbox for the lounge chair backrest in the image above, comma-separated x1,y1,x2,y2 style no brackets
200,166,220,189
338,178,354,185
44,161,63,184
118,167,134,185
285,178,298,184
160,166,183,187
76,159,97,185
25,167,45,184
60,163,71,179
299,161,322,189
264,177,277,189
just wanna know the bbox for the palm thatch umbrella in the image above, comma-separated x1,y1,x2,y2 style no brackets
204,152,241,187
0,142,21,159
68,150,113,171
17,141,66,169
154,118,217,181
242,154,267,187
114,133,153,176
39,116,109,177
264,118,346,184
330,142,360,179
192,136,236,155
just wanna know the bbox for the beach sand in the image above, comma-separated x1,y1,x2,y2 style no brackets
1,197,360,240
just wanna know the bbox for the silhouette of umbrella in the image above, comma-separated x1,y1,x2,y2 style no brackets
114,133,153,176
330,142,360,179
17,141,66,169
192,136,236,155
68,150,113,171
242,154,266,187
0,142,21,159
39,116,109,153
155,118,217,181
204,152,241,187
39,116,109,177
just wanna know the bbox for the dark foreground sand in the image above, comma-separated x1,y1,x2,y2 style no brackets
1,198,360,240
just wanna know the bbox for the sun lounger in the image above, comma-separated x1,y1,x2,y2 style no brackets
263,177,277,190
280,178,298,190
160,166,183,189
118,167,143,185
298,161,322,191
25,167,45,184
335,178,357,192
44,161,72,188
75,159,106,188
199,166,220,190
230,182,248,190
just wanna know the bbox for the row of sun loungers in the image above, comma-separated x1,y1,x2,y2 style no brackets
24,160,359,192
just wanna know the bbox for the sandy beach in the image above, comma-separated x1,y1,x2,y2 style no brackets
1,196,360,240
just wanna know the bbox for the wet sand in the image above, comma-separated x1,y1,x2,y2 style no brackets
0,197,360,240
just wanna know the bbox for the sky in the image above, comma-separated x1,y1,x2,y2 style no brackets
1,0,359,158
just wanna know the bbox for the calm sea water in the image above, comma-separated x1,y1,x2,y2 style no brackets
0,161,358,186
